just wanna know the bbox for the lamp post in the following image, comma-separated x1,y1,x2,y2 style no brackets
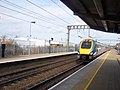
28,21,35,55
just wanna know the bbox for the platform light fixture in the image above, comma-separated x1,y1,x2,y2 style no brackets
28,21,36,55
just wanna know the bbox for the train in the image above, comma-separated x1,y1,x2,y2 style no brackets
115,43,120,54
77,38,110,62
77,38,108,62
77,39,97,61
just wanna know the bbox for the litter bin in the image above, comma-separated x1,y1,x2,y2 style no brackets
1,44,6,58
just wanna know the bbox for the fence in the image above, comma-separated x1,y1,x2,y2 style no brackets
0,43,75,58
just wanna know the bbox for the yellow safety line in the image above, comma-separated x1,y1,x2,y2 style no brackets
84,51,111,90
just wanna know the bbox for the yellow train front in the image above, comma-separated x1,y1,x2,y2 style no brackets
78,39,98,62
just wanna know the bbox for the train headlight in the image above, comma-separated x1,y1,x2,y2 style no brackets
90,52,93,55
77,51,80,54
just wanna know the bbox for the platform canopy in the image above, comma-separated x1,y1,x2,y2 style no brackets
60,0,120,33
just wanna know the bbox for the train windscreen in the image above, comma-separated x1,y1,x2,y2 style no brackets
81,42,91,49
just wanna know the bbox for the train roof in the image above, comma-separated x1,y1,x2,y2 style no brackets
81,38,94,42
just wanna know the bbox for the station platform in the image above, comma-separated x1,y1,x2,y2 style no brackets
0,52,77,64
49,49,120,90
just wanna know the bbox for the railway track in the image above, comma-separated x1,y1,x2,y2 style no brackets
26,50,109,90
0,50,108,90
0,54,78,90
27,62,84,90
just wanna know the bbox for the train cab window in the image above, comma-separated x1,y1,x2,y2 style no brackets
81,42,91,49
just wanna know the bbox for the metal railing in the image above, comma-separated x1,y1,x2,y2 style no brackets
0,43,75,58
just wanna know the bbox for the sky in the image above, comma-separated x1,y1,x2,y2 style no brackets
0,0,120,45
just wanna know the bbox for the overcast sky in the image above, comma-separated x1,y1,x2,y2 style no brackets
0,0,120,45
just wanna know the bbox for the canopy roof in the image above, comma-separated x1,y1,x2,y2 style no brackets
61,0,120,33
